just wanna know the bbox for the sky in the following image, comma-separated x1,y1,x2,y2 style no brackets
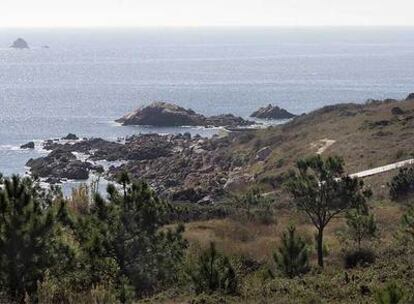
1,0,414,28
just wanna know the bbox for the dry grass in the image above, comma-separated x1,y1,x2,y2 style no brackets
230,99,414,197
180,198,405,269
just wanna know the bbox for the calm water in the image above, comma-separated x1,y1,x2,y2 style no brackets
1,27,414,177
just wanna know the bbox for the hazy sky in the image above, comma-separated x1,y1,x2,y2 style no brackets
1,0,414,27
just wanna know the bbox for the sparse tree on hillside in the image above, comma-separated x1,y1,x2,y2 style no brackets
346,206,377,250
286,155,370,267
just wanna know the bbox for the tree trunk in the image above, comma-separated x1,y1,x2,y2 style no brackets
317,228,324,268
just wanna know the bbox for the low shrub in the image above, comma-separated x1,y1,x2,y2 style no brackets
375,282,404,304
389,167,414,200
343,248,376,269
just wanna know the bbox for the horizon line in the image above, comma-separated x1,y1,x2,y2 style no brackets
2,24,414,30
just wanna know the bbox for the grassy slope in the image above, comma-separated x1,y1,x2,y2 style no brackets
230,99,414,194
143,99,414,303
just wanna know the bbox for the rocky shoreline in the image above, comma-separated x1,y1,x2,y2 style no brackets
26,131,262,203
23,102,297,202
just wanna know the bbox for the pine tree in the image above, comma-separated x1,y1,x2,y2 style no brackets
273,226,309,278
79,180,187,300
0,175,67,300
190,242,238,295
346,206,377,250
286,155,370,267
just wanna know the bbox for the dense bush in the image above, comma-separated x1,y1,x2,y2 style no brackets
343,248,376,269
0,173,187,303
0,175,70,302
389,167,414,200
76,180,188,301
230,188,276,224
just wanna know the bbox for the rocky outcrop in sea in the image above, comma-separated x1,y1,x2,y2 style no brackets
250,104,296,119
116,101,254,127
10,38,29,49
26,149,93,181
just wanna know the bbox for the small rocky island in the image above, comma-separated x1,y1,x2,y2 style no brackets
250,104,296,119
10,38,29,49
116,102,254,128
20,141,35,149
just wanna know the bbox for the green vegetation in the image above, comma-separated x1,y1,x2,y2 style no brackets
0,174,186,303
285,155,370,267
188,242,237,295
345,206,377,250
2,141,414,303
272,225,309,278
389,167,414,200
375,282,404,304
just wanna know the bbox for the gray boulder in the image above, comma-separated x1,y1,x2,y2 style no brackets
256,146,272,161
391,107,405,115
26,149,90,180
224,174,254,192
406,93,414,101
62,133,79,140
20,141,35,149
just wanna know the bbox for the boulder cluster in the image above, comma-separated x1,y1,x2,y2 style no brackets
26,132,261,202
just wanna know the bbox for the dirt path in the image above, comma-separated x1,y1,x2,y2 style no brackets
311,138,336,154
263,158,414,196
349,159,414,178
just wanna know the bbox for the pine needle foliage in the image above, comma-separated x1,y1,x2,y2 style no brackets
273,226,310,278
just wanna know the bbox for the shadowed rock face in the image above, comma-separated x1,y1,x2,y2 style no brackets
10,38,29,49
250,104,296,119
20,141,35,149
116,101,254,127
117,102,205,126
406,93,414,101
26,149,91,180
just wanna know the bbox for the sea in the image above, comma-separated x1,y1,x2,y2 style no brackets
0,27,414,192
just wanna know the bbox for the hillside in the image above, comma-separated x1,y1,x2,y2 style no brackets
228,96,414,195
